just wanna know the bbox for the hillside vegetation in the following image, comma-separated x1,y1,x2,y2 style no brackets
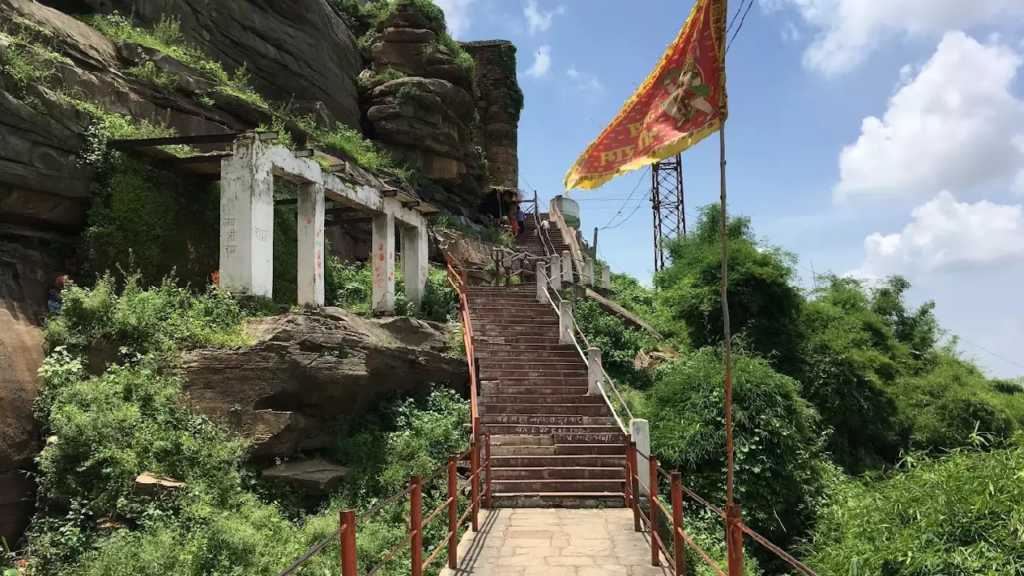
573,204,1024,574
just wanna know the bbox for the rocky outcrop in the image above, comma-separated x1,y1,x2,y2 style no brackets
0,242,59,546
462,41,521,190
179,309,467,459
363,3,479,202
262,459,348,494
77,0,363,129
133,472,186,496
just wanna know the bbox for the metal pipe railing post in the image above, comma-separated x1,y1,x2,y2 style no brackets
447,457,458,569
671,472,687,576
629,442,641,532
340,510,357,576
485,434,493,508
623,436,633,509
470,435,480,531
727,505,744,576
411,475,423,576
649,456,660,566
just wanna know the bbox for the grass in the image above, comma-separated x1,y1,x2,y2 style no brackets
431,215,514,249
126,60,177,89
395,82,422,103
83,12,268,108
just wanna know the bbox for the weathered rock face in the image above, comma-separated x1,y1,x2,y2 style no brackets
363,4,479,203
179,309,467,459
79,0,363,129
462,41,521,190
0,242,58,546
262,459,348,495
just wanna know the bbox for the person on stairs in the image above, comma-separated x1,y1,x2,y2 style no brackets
515,205,526,237
508,205,520,237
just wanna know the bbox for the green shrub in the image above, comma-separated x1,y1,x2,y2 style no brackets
888,352,1024,453
364,0,447,33
126,60,177,89
643,348,831,551
431,215,514,248
43,274,247,360
571,297,652,389
806,441,1024,574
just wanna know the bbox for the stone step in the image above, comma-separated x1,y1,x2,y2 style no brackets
480,414,616,426
553,431,627,444
482,394,599,405
480,370,588,380
483,424,622,436
480,404,609,416
473,326,560,336
471,313,556,322
474,336,563,345
475,347,579,358
490,467,625,481
489,492,626,509
489,377,590,387
477,360,587,371
554,444,627,456
492,479,624,493
491,455,626,468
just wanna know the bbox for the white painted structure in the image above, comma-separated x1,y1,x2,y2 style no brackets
219,134,431,313
630,419,651,493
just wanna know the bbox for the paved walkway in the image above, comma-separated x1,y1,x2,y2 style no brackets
440,509,671,576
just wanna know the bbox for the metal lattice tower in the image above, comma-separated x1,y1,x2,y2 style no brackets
651,154,686,273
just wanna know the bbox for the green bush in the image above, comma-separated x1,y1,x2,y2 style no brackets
571,297,652,389
643,348,831,551
43,275,248,360
888,352,1024,453
806,441,1024,574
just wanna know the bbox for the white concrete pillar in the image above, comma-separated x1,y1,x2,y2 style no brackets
561,250,572,284
587,347,603,396
219,135,274,297
602,265,612,290
371,213,396,314
536,268,547,303
584,256,595,286
558,300,573,345
400,224,429,308
549,257,562,291
297,182,325,307
630,419,651,494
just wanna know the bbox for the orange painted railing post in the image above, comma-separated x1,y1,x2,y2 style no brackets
447,457,458,569
470,437,480,531
671,472,687,576
649,456,659,566
340,509,357,576
623,436,632,509
629,442,640,532
411,475,423,576
485,434,493,508
726,504,744,576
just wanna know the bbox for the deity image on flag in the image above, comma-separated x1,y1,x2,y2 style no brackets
659,49,714,127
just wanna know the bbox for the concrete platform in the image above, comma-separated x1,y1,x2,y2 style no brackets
440,508,672,576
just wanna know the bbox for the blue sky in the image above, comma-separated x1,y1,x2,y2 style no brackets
439,0,1024,378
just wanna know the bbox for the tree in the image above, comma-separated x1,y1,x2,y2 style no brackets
869,275,939,371
655,204,805,377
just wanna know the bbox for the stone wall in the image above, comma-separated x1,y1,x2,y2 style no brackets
462,41,521,190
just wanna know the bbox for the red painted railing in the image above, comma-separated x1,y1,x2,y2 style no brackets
275,253,489,576
624,440,817,576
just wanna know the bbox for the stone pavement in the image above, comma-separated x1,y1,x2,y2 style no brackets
439,508,672,576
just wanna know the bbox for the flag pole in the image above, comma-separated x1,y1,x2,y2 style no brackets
719,121,734,507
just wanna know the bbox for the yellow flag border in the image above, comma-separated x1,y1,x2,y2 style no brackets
563,0,727,191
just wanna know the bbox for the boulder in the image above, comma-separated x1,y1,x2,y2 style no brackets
262,459,348,494
179,309,468,459
0,242,58,546
133,472,187,496
117,0,364,130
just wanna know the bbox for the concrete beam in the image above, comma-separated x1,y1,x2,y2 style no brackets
371,213,396,314
297,182,325,307
220,135,274,297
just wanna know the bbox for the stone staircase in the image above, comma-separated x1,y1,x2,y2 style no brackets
466,218,626,507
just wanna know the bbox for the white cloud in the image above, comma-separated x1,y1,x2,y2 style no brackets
780,21,801,43
526,45,552,77
762,0,1024,75
835,32,1024,202
567,66,602,91
434,0,477,38
524,0,565,35
855,191,1024,278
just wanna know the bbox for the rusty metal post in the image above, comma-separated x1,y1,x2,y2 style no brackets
340,509,357,576
623,436,632,508
649,456,659,566
447,457,458,569
470,437,480,531
726,504,744,576
411,475,423,576
629,441,641,532
485,434,493,508
671,472,687,576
